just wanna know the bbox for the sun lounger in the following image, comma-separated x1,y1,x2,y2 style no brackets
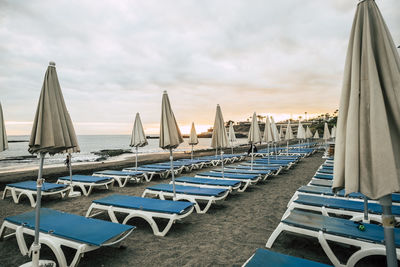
141,164,184,176
313,173,333,180
284,194,400,224
195,172,260,192
308,179,333,187
123,167,169,181
142,184,229,214
2,181,71,207
266,209,400,266
230,165,283,175
174,176,241,192
57,175,114,196
0,208,134,267
93,170,146,187
86,194,194,236
212,168,271,181
243,248,331,267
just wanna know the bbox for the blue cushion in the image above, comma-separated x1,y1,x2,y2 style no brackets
93,195,194,214
176,177,240,187
7,181,67,192
5,208,134,246
197,172,258,180
58,175,112,183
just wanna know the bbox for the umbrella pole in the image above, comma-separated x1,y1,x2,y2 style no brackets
251,144,254,170
221,150,224,178
32,153,45,267
379,195,397,267
215,147,218,157
363,196,369,222
191,145,193,160
135,147,138,172
170,149,176,201
286,141,289,155
231,142,233,154
267,143,270,164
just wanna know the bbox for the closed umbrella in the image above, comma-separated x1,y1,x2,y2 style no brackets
130,112,148,171
188,122,198,160
323,122,330,141
28,61,78,267
332,1,400,266
263,116,273,163
279,125,284,141
305,126,313,139
284,121,293,154
331,125,336,139
0,102,8,152
159,91,183,200
296,120,305,150
313,129,320,139
228,122,237,154
211,104,229,177
248,112,262,170
270,117,279,159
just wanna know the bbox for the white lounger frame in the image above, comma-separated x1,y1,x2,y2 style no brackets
266,214,400,267
195,174,260,192
142,189,229,214
92,173,146,187
0,220,134,267
171,180,240,192
2,185,71,207
86,202,194,237
56,179,114,196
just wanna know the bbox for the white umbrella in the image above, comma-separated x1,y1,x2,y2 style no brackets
323,122,330,141
331,125,336,139
305,126,313,139
211,104,230,177
28,61,78,267
284,121,294,154
188,122,198,160
332,1,400,265
279,125,284,141
228,122,237,154
159,91,183,200
263,116,273,163
270,117,279,159
0,102,8,152
313,130,320,139
296,121,305,151
248,112,262,170
130,112,148,171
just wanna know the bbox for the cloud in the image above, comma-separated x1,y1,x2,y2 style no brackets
1,0,399,135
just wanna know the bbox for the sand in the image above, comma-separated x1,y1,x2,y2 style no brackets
0,152,382,266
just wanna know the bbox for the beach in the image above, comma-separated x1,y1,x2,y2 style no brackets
0,152,333,267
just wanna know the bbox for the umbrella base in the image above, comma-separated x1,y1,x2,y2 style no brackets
20,260,56,267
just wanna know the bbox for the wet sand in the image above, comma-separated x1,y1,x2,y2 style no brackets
0,152,376,266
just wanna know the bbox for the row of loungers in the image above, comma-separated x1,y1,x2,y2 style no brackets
243,157,400,266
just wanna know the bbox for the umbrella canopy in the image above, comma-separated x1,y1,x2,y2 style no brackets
284,121,294,141
331,125,336,139
188,122,199,145
270,117,279,142
322,122,330,140
332,0,400,200
305,126,313,139
279,125,284,140
248,112,262,144
29,62,79,155
130,113,148,148
159,91,183,149
262,116,273,143
0,102,8,152
296,121,305,139
211,104,229,149
228,122,237,143
313,130,320,139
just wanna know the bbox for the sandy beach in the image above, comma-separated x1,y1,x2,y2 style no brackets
0,151,340,267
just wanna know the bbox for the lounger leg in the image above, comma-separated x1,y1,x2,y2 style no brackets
317,230,344,267
2,187,9,200
78,184,89,196
107,206,120,223
238,181,250,192
265,223,285,248
39,237,69,267
15,226,29,256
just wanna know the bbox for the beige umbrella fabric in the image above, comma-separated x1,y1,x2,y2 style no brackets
305,126,313,139
263,116,273,143
332,1,400,265
0,102,8,152
285,121,293,154
228,122,236,154
270,117,279,142
322,122,330,141
159,91,183,150
279,126,284,141
331,125,336,139
296,121,305,139
130,112,148,171
188,122,198,160
248,112,262,169
211,104,229,177
313,130,320,139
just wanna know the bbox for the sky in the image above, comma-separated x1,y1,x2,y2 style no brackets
1,0,399,135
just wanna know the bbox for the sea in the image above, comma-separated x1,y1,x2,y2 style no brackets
1,135,248,170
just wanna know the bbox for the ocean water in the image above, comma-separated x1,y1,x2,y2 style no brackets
0,135,248,170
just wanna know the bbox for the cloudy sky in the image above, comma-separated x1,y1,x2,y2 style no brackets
1,0,399,135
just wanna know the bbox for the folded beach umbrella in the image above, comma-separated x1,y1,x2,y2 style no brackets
331,125,336,139
130,112,148,171
28,61,79,267
296,121,305,151
228,122,237,154
270,117,280,159
263,116,273,163
188,122,198,160
248,112,262,170
313,129,320,139
160,91,183,199
322,122,330,141
279,125,284,141
284,121,293,154
305,126,313,139
211,104,229,176
332,1,400,265
0,102,8,152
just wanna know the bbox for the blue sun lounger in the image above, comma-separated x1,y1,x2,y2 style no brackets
195,172,260,192
230,165,283,175
308,179,333,187
2,181,71,207
212,168,272,181
317,168,333,175
57,175,114,196
266,209,400,266
174,176,241,192
142,184,229,213
123,166,169,180
313,173,333,180
86,194,194,236
0,208,134,267
243,248,331,267
284,194,400,224
93,170,147,187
